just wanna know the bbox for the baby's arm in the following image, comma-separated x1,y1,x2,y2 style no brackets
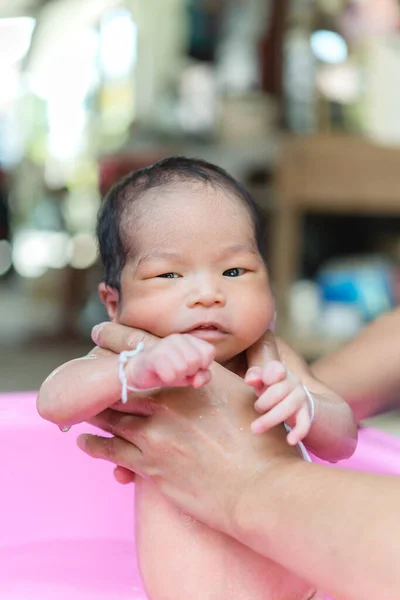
245,337,358,462
37,349,133,427
37,333,215,427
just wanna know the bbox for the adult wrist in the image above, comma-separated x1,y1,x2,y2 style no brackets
230,456,306,555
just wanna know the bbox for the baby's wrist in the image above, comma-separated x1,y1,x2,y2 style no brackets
118,342,149,402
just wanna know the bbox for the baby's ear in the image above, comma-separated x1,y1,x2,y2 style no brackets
98,282,119,321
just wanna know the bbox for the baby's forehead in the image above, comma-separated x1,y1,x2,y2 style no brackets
128,180,252,222
122,182,256,256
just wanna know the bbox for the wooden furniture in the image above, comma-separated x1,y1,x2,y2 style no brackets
271,134,400,357
272,133,400,309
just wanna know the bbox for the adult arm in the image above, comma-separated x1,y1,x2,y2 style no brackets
78,358,400,600
312,308,400,420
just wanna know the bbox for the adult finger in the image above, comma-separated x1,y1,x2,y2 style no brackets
114,466,135,484
246,329,280,370
77,433,146,476
91,322,159,354
88,409,147,445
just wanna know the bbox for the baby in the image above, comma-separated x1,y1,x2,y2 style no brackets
38,157,357,600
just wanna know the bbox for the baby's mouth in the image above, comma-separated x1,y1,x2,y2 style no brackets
185,323,227,339
186,323,225,332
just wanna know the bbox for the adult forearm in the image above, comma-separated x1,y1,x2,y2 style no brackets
234,460,400,599
312,310,400,420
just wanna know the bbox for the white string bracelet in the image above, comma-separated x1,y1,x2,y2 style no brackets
118,342,160,403
302,385,315,424
118,341,145,404
283,385,315,463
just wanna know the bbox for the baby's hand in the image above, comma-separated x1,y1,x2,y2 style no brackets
244,361,314,446
125,334,216,390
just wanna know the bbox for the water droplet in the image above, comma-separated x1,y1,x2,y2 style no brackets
59,425,71,433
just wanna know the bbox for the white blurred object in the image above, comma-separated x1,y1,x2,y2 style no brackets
310,30,348,64
361,35,400,145
12,230,71,278
69,233,97,269
216,0,270,94
99,8,138,80
0,17,35,67
316,61,361,104
288,280,322,335
318,303,363,339
178,64,217,135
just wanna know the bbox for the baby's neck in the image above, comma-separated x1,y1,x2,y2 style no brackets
222,352,248,379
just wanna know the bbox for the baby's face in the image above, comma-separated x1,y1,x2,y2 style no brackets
116,183,274,365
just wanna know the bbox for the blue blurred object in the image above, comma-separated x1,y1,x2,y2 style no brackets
316,256,394,321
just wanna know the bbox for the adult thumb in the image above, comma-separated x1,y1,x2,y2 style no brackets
246,329,280,371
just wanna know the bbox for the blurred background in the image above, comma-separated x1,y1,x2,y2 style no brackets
1,0,400,417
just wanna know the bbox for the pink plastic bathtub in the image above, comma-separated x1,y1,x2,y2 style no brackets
1,391,400,599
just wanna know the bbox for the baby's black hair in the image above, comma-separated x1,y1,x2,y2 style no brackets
97,156,267,291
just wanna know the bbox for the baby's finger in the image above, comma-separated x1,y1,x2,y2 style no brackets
153,351,186,384
254,379,293,413
244,366,262,385
163,369,211,388
244,367,265,397
251,392,302,434
181,335,216,369
259,361,287,386
190,369,212,388
286,405,311,446
125,353,161,389
174,335,215,374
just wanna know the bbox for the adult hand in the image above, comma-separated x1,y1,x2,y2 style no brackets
90,324,286,484
90,324,282,485
77,356,301,537
77,325,400,600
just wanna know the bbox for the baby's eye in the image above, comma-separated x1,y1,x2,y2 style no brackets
157,272,181,279
223,268,246,277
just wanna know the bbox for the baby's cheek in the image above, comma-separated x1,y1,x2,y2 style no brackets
119,299,172,337
245,302,274,341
